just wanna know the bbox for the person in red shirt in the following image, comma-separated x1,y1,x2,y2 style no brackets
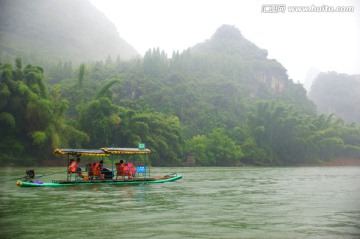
115,160,125,180
92,160,104,179
68,157,82,177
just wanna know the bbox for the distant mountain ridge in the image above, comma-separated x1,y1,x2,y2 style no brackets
309,72,360,124
0,0,138,64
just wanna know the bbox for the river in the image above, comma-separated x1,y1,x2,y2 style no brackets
1,167,360,239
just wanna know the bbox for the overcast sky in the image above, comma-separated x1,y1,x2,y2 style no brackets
90,0,360,88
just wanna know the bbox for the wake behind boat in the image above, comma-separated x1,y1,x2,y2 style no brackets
16,145,182,187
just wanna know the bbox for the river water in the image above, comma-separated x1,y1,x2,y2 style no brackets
1,167,360,239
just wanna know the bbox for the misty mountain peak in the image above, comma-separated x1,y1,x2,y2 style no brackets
211,24,245,42
192,25,268,60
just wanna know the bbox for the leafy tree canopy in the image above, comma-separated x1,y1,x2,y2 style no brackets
1,25,359,166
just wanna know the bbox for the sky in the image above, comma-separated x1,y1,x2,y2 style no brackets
90,0,360,89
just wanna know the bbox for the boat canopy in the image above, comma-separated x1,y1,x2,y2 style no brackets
53,147,151,157
53,148,110,156
101,147,151,155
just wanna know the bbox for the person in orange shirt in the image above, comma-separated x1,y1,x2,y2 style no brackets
116,160,125,180
123,162,129,179
126,162,136,179
123,162,136,179
68,157,82,177
92,160,104,179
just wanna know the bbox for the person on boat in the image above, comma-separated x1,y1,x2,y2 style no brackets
124,162,136,179
128,162,136,178
92,160,112,179
101,165,113,180
68,157,82,176
26,169,35,179
115,160,125,180
94,160,103,170
86,163,94,179
92,160,104,179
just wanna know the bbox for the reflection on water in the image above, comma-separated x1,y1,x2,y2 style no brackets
1,167,360,239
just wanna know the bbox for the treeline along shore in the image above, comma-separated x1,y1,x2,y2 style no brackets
1,25,360,167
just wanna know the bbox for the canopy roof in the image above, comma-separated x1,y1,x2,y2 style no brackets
53,149,109,156
53,147,151,157
101,147,151,155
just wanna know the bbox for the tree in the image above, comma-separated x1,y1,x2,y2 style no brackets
186,128,243,166
77,63,86,88
78,96,121,147
0,59,88,164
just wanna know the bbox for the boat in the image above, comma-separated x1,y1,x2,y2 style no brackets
16,146,182,187
16,174,182,187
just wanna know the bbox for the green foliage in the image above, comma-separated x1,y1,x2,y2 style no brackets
95,78,121,99
186,128,243,166
240,137,267,165
245,100,359,165
0,112,15,128
30,131,47,147
110,109,184,166
77,63,86,88
0,59,88,164
78,97,120,146
1,25,359,166
185,135,210,165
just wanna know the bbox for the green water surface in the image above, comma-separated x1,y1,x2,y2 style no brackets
1,167,359,238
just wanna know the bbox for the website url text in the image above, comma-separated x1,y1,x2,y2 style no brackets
261,4,355,13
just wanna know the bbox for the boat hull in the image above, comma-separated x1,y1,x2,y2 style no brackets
16,175,182,187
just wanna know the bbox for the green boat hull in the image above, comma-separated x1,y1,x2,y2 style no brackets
17,175,182,187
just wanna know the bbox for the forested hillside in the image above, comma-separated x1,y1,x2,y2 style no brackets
0,0,138,65
1,25,360,166
309,72,360,124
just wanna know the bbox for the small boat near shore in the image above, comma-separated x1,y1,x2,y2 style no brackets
16,145,182,187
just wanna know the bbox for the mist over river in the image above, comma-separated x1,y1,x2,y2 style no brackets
1,167,360,239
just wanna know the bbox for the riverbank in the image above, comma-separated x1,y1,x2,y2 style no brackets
298,158,360,167
317,158,360,166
